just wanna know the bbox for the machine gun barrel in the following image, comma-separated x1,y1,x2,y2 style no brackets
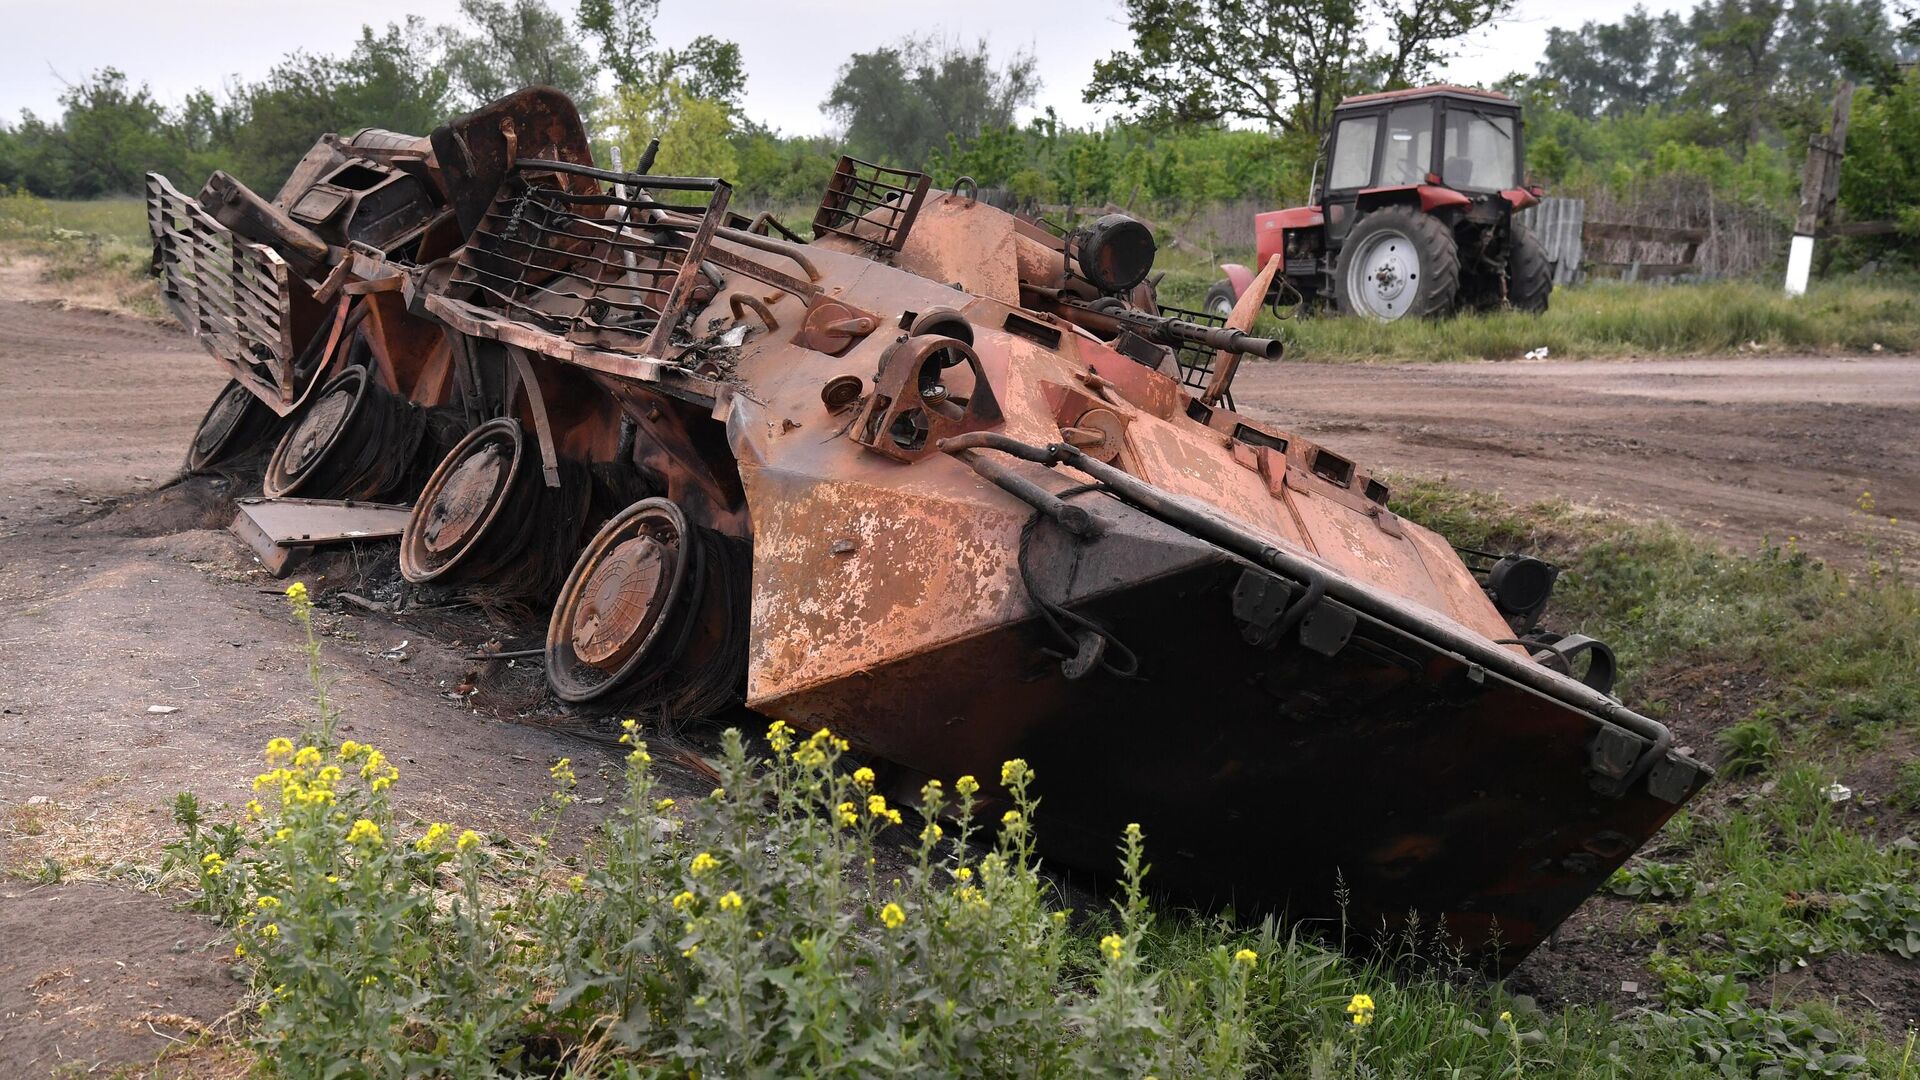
1049,295,1284,362
1153,317,1284,360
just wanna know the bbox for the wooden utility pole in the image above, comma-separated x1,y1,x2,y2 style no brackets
1785,80,1855,296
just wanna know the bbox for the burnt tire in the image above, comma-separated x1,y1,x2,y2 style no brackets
1509,223,1553,314
1204,280,1237,319
186,380,282,472
1333,205,1459,321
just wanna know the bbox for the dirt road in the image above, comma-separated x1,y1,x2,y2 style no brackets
1234,355,1920,562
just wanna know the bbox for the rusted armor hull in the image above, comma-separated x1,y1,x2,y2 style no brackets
147,87,1709,974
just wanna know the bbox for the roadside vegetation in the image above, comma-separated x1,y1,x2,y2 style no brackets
140,480,1920,1077
0,189,157,316
1157,272,1920,362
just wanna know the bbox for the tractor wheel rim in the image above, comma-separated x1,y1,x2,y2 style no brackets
1347,229,1418,320
1209,295,1234,318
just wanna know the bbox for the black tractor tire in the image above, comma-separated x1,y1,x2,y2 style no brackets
1332,205,1460,321
1508,223,1553,313
1204,280,1238,319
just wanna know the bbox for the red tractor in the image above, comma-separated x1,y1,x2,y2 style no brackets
1206,85,1552,322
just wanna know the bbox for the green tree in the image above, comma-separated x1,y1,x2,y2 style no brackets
443,0,599,110
10,70,192,196
824,36,1039,167
1839,68,1920,241
1536,6,1690,120
576,0,745,111
1086,0,1513,141
608,79,738,179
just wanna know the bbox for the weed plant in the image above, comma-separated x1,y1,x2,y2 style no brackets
161,581,1920,1077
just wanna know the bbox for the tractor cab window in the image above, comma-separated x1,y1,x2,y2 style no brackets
1327,115,1378,189
1379,104,1434,186
1442,107,1516,190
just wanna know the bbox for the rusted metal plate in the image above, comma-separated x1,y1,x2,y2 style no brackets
230,497,413,578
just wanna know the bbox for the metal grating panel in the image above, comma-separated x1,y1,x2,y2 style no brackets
448,159,731,358
812,156,930,252
1157,302,1235,410
1517,197,1586,287
146,172,298,400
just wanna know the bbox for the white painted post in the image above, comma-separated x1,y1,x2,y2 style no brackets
1784,234,1814,296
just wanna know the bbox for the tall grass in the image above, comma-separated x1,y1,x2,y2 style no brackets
0,190,159,316
1151,250,1920,361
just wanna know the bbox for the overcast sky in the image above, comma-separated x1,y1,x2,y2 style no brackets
2,0,1681,135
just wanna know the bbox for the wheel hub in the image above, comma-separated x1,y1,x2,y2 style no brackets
422,445,505,554
193,383,252,459
1347,230,1420,319
569,533,673,671
284,389,353,474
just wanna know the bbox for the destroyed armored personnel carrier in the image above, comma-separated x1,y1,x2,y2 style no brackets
147,87,1709,972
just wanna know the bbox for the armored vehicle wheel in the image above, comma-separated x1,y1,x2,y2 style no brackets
546,499,702,704
1333,206,1459,321
1508,223,1553,313
401,418,530,585
263,365,425,500
186,380,280,471
1204,280,1237,319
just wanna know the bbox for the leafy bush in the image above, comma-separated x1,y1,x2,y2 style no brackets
1717,719,1782,778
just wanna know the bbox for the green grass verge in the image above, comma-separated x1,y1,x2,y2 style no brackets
1152,241,1920,362
0,192,159,316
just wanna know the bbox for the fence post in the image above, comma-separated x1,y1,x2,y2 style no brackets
1786,80,1855,296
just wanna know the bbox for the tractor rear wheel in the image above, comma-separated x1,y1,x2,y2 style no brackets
1333,206,1459,321
1509,223,1553,313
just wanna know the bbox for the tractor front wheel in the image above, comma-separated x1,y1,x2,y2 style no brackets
1333,206,1460,321
1508,223,1553,313
1204,280,1237,319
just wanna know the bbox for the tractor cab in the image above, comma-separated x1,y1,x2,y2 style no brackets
1208,85,1550,323
1316,85,1527,244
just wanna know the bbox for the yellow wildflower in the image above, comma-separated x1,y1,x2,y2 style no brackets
1001,810,1024,832
1233,948,1258,968
293,745,322,768
853,766,876,788
1346,993,1375,1027
455,829,482,853
258,923,279,939
879,902,906,930
655,797,676,812
1499,1010,1513,1025
549,757,575,786
867,793,890,818
955,775,979,798
1000,758,1029,787
416,822,450,851
234,944,247,957
710,787,725,800
245,800,265,819
338,740,365,759
284,581,309,602
627,748,651,767
836,801,859,828
921,823,943,843
568,875,586,893
1100,933,1125,961
264,738,294,762
766,719,793,753
690,852,719,877
316,765,341,785
346,818,382,846
256,896,282,910
718,891,743,912
671,890,696,911
274,828,292,842
200,851,226,876
682,945,699,958
954,866,973,881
